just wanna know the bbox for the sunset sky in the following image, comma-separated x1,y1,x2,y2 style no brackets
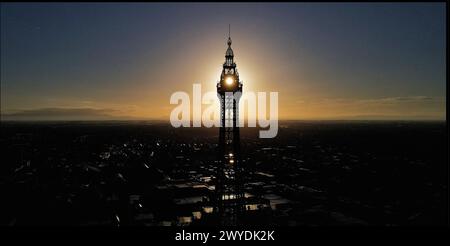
1,3,446,121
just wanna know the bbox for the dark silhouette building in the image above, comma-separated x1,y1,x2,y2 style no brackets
214,27,245,226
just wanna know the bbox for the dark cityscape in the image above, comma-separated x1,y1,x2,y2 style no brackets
1,120,447,226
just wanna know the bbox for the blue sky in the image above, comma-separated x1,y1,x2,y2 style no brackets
1,3,446,120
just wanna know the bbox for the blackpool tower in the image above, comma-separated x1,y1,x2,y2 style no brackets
214,26,245,226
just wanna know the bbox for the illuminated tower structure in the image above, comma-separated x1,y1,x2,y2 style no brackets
215,27,245,226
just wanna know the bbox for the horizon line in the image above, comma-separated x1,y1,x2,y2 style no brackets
1,119,446,123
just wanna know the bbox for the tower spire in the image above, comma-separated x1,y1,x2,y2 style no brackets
227,24,232,47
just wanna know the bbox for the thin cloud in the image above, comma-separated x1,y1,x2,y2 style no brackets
359,96,436,104
290,96,445,120
297,96,441,105
1,107,123,120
